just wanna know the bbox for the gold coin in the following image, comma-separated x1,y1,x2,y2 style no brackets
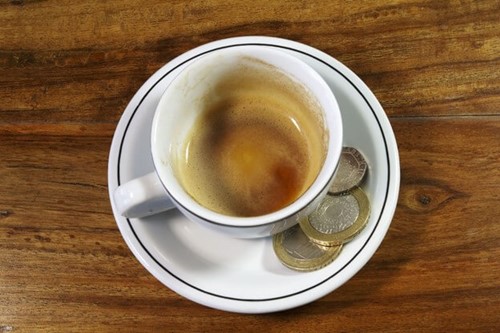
300,186,370,246
273,224,342,272
329,147,368,195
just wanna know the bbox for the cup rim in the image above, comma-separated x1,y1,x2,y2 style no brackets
151,45,343,228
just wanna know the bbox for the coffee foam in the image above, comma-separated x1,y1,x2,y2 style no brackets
175,57,327,217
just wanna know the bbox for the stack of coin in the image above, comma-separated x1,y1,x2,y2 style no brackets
273,147,371,272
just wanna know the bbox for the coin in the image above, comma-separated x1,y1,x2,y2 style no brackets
300,186,370,246
329,147,368,194
273,224,342,272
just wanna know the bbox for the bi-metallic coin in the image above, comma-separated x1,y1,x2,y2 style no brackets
273,224,342,272
300,186,370,247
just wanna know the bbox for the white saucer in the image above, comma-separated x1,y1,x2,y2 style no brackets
108,36,400,314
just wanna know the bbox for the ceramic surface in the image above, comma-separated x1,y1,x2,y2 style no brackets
108,36,400,313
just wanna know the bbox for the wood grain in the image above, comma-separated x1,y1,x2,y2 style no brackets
0,0,499,332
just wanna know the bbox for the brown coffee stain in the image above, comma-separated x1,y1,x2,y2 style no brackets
176,57,326,217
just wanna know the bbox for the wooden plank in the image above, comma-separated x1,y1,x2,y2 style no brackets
0,117,498,332
1,0,499,332
0,1,498,125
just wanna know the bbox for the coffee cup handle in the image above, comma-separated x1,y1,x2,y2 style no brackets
113,172,176,218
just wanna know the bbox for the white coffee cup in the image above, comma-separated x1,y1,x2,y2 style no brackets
114,45,343,238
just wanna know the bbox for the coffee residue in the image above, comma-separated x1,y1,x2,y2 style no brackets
176,58,326,217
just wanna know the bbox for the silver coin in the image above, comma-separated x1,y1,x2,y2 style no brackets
280,224,331,260
300,187,371,246
273,224,342,271
329,147,368,194
309,194,359,234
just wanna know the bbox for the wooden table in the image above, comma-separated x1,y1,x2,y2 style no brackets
1,1,499,332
